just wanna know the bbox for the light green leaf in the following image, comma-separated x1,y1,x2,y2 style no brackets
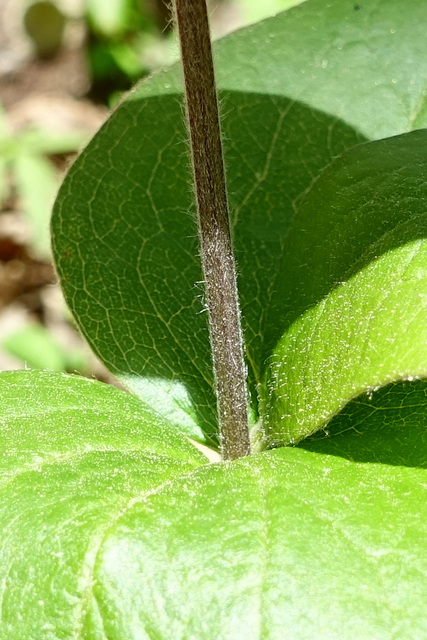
0,105,11,204
15,154,58,258
86,0,132,37
0,156,9,205
120,374,207,443
92,440,427,639
17,128,89,156
0,102,8,138
0,370,205,639
2,370,427,638
263,129,427,445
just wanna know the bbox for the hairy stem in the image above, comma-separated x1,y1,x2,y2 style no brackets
173,0,251,460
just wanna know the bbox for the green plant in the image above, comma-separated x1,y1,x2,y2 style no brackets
0,105,86,258
85,0,178,103
2,322,89,373
1,0,427,637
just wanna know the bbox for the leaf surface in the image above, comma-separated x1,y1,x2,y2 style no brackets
53,89,362,443
2,370,427,639
0,370,205,639
299,379,427,468
263,129,427,445
212,0,427,139
92,438,427,640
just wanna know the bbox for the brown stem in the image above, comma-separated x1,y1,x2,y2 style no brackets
173,0,251,460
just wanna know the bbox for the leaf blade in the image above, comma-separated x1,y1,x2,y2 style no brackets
94,443,427,639
263,129,427,445
2,371,427,638
0,370,205,639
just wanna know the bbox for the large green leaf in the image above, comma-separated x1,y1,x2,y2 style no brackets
262,129,427,446
94,445,427,639
53,0,427,441
2,370,427,638
0,370,205,639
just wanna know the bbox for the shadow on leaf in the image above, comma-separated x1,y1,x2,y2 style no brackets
297,379,427,469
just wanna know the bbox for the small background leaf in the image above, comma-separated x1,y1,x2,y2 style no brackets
2,323,88,372
86,0,132,38
14,153,58,259
213,0,427,139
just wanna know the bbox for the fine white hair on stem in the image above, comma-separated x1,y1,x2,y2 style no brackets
173,0,251,460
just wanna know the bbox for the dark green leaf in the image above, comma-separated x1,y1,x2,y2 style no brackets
299,379,427,468
53,90,363,444
52,0,427,441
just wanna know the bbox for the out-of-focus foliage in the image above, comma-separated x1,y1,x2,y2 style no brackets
2,322,89,372
0,105,87,258
85,0,176,102
84,0,306,102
